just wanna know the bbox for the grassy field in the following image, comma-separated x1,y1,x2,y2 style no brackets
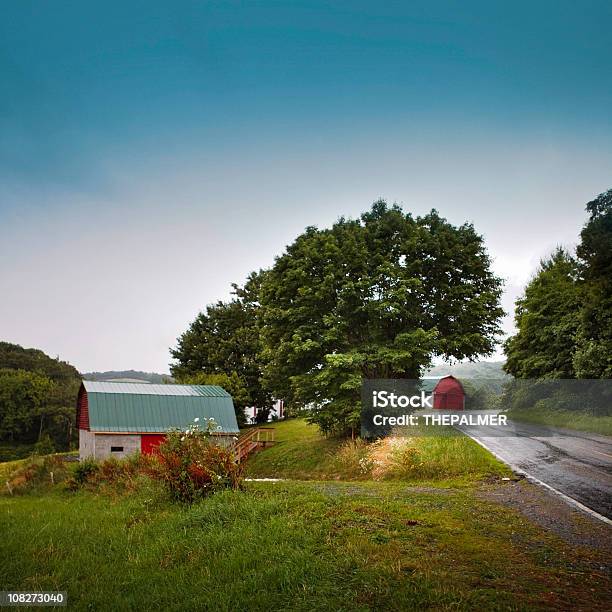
0,451,77,482
1,419,610,610
2,481,610,611
246,419,509,484
506,408,612,436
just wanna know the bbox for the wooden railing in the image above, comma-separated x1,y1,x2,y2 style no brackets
232,427,275,463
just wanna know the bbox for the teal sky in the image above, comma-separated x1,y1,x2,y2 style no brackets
1,1,611,372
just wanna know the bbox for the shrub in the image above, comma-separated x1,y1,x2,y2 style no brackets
73,458,99,485
67,453,160,493
155,418,243,503
5,455,68,494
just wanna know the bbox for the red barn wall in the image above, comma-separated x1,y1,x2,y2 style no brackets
141,434,166,455
76,386,90,430
433,376,465,410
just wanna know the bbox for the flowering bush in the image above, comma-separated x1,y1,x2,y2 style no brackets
154,418,243,503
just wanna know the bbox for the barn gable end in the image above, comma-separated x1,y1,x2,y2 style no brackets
433,375,465,410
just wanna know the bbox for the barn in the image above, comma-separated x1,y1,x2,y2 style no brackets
421,375,465,410
77,381,240,460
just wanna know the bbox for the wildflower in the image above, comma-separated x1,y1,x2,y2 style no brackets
194,417,200,423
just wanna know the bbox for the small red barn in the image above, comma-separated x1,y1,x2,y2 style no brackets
433,375,465,410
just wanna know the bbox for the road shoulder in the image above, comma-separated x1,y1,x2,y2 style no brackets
479,479,612,556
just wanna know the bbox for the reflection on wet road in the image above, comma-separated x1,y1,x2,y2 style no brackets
460,420,612,519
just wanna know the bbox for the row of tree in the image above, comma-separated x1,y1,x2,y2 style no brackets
0,342,82,455
171,201,504,435
504,189,611,379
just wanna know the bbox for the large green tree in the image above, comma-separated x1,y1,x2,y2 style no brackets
170,271,272,421
0,369,56,442
573,189,612,378
259,201,504,435
503,248,580,379
0,342,81,450
503,189,612,381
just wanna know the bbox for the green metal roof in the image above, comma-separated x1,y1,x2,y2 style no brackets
420,377,443,393
82,381,239,434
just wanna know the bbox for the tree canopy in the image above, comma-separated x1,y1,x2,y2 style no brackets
503,249,580,378
259,202,503,434
573,189,612,378
0,342,81,451
172,202,503,436
504,188,612,380
170,271,272,423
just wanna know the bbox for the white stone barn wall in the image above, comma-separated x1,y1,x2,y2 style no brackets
79,431,141,460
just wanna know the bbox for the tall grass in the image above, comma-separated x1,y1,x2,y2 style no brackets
246,419,508,483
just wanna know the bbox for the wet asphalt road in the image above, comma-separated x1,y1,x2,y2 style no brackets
460,419,612,519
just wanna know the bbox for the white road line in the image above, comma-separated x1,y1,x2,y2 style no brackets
462,430,612,527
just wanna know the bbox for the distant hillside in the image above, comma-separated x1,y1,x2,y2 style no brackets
425,361,508,380
0,341,81,383
82,370,174,384
0,342,82,454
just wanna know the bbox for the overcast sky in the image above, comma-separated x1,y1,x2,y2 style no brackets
1,1,611,373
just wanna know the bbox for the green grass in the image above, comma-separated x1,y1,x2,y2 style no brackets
0,452,77,482
245,419,346,479
2,481,609,611
0,458,28,480
2,421,608,610
506,407,612,436
245,419,509,484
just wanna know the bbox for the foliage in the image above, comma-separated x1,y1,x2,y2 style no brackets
573,189,612,378
67,453,159,494
154,418,242,503
170,271,272,420
332,438,373,476
33,433,55,456
504,189,612,381
0,443,37,463
73,458,99,485
499,378,611,419
504,248,580,378
259,202,503,435
173,371,249,427
426,360,509,380
0,342,80,383
0,369,56,441
0,342,81,450
461,380,499,410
